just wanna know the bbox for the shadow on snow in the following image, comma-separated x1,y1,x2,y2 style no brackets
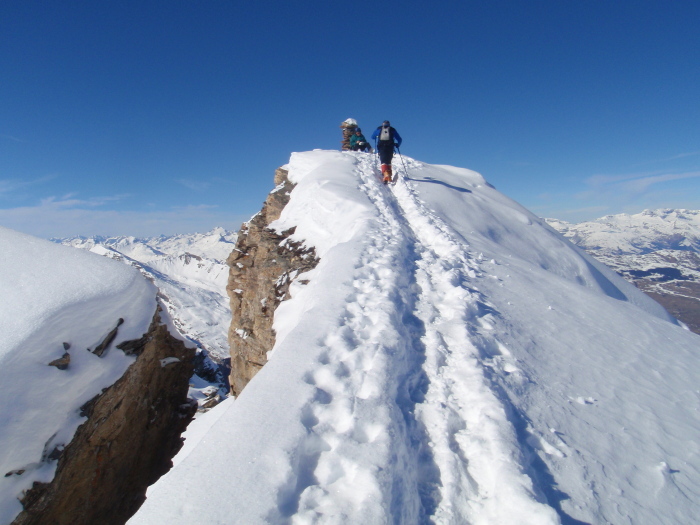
404,176,472,194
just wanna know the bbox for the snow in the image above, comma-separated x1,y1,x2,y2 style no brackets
545,210,700,330
128,151,700,524
56,229,234,363
59,227,238,264
55,229,235,410
0,226,157,524
546,209,700,255
160,357,182,367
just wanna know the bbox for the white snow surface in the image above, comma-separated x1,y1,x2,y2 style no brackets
56,228,235,362
546,209,700,256
58,226,238,263
0,226,157,524
130,151,700,525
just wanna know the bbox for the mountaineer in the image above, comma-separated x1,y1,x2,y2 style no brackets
371,120,402,184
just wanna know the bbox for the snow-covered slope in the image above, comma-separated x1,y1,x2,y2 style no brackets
55,228,237,397
130,151,699,525
547,210,700,333
0,227,157,524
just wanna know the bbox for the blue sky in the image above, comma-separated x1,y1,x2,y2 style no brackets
1,1,698,237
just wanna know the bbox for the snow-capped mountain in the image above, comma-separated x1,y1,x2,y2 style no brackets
546,209,700,255
54,228,238,399
129,151,700,525
546,209,700,333
57,226,238,264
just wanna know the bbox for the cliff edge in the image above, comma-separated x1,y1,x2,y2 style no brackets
11,308,196,525
226,167,318,396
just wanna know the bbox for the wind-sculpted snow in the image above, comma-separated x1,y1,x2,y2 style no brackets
0,227,157,524
130,151,700,525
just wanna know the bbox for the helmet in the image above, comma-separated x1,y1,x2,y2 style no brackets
382,120,390,127
356,128,361,132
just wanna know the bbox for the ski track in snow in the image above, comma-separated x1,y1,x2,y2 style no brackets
388,157,559,524
128,151,700,525
274,155,430,524
277,154,559,524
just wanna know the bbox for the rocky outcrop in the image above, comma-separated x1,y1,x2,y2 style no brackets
226,167,318,396
47,351,71,370
12,307,196,525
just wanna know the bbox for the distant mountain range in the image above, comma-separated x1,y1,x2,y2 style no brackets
53,227,238,398
546,209,700,334
54,210,700,383
54,210,700,389
56,226,238,264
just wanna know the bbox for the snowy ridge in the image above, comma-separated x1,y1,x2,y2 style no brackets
56,229,236,405
546,209,700,256
0,227,157,524
89,245,230,360
58,227,238,263
56,229,236,363
130,151,700,525
390,160,557,522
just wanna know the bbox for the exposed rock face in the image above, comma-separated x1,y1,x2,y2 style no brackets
47,352,71,370
226,167,318,396
12,307,196,525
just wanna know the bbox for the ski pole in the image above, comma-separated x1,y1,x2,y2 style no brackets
374,138,380,169
396,145,409,178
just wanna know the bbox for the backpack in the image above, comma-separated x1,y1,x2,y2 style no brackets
379,126,393,142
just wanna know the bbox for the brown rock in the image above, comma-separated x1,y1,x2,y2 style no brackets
226,167,319,396
48,352,71,371
200,394,220,410
12,307,196,525
340,120,358,150
90,318,124,357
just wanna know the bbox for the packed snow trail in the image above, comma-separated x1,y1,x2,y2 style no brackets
279,154,436,523
385,159,560,523
350,153,560,524
130,151,700,525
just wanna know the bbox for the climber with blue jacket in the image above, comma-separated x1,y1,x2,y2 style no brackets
371,121,402,183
